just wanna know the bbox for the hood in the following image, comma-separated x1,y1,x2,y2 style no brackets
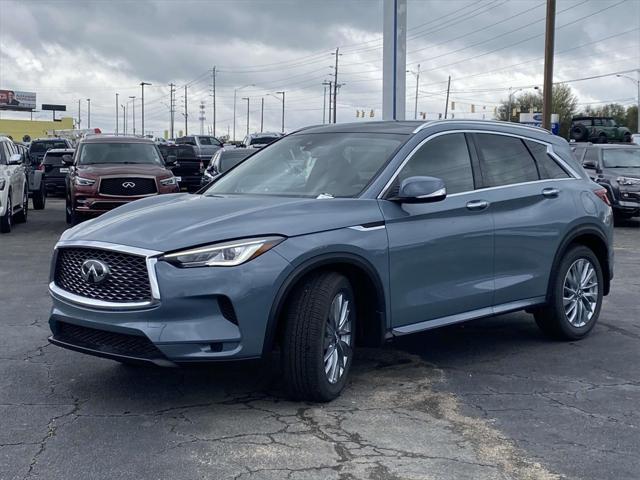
76,163,172,178
604,167,640,179
60,193,384,252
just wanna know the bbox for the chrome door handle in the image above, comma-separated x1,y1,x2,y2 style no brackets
542,187,560,198
466,200,489,211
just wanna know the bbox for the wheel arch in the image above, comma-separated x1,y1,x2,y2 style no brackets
263,253,387,356
550,225,611,297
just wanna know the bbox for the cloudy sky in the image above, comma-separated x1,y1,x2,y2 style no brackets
1,0,639,139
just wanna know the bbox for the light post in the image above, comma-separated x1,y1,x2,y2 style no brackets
121,104,126,135
269,91,285,133
233,84,254,141
115,93,119,135
242,97,250,138
129,96,136,135
86,98,91,128
140,81,151,136
617,72,640,134
406,64,420,120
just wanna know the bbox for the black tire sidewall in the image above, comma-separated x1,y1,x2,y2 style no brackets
551,246,604,339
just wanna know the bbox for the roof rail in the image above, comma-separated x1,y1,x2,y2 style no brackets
412,119,551,135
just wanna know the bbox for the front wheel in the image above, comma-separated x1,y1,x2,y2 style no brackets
282,272,356,402
623,132,631,143
534,245,603,340
0,191,11,233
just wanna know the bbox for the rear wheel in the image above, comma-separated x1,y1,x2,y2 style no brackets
534,245,603,340
32,182,46,210
282,272,356,402
623,132,632,143
0,191,12,233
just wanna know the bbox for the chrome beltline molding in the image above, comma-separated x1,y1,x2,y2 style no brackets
51,240,163,309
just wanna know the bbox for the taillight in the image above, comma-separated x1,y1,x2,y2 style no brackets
37,164,45,171
593,188,611,206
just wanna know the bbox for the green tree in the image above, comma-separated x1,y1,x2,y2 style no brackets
496,84,578,138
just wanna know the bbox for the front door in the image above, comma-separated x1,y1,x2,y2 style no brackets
380,132,494,331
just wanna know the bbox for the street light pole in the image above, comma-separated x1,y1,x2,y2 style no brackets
617,71,640,134
115,93,119,135
260,97,264,133
86,98,91,128
121,105,126,135
129,96,136,135
406,64,420,120
276,91,285,133
541,0,556,131
140,82,151,136
233,84,254,142
242,97,250,138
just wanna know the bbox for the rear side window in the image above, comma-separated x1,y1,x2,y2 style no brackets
525,141,570,179
394,133,475,194
474,134,538,187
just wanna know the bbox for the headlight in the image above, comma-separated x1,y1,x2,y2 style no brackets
616,176,640,186
162,236,285,268
74,177,95,186
0,178,5,190
160,176,177,186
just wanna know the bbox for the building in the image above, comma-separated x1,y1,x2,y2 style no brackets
0,117,74,141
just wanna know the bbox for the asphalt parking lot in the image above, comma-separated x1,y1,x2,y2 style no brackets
1,199,638,480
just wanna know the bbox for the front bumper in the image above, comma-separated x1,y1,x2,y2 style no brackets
48,241,292,364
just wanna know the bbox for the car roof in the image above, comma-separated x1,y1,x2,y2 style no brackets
30,137,69,142
45,148,75,153
79,135,155,144
222,148,254,155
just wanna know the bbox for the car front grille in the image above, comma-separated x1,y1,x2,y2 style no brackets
55,321,163,359
54,247,152,303
99,177,157,196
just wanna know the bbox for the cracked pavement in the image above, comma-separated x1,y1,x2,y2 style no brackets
1,199,638,480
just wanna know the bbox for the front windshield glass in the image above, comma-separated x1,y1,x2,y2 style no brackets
30,141,67,153
205,132,405,198
602,149,640,168
78,143,164,166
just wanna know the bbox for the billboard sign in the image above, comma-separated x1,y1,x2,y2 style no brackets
519,112,560,135
0,89,37,111
42,104,66,111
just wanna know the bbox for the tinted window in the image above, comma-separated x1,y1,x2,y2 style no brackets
176,145,197,158
525,141,569,179
43,152,67,166
475,134,539,187
77,143,164,166
602,148,640,168
593,119,603,126
249,136,280,146
29,140,68,153
573,119,591,126
394,133,474,194
220,151,252,172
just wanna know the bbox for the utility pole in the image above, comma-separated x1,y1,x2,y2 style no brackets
276,91,285,132
77,99,81,129
410,64,420,120
382,0,407,120
331,48,341,123
444,76,451,119
211,67,216,137
260,97,264,132
169,83,176,139
242,97,250,137
129,96,136,135
199,101,206,135
322,81,331,124
115,93,119,135
140,82,151,136
86,98,91,128
184,85,188,135
327,81,333,123
541,0,556,131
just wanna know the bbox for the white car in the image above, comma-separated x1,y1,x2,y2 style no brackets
631,133,640,146
0,136,28,233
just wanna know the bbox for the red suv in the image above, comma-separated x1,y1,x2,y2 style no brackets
64,136,179,225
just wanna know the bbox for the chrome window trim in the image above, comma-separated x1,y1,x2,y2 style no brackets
348,225,386,232
412,120,551,135
377,129,580,200
52,240,162,309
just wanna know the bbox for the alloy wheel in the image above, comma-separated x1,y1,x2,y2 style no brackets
323,292,353,384
563,258,599,328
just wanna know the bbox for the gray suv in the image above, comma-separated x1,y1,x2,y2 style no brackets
48,120,614,401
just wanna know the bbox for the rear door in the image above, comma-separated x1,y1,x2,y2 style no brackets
469,132,578,306
381,132,494,331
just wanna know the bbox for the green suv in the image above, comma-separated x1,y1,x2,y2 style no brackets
570,116,632,143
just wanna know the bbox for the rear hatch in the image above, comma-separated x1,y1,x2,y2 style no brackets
43,152,71,179
173,145,204,177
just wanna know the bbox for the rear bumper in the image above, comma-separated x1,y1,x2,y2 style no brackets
44,178,66,192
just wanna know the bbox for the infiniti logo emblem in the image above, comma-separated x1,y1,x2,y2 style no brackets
80,259,111,285
122,181,136,188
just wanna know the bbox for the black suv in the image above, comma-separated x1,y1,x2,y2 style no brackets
28,138,73,165
572,143,640,219
42,148,75,195
173,144,205,192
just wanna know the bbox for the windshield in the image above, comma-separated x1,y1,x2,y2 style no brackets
29,141,67,153
602,149,640,168
205,132,405,198
77,143,164,166
249,136,280,145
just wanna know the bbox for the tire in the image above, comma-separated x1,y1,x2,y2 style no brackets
13,184,28,223
66,198,83,225
282,272,356,402
534,245,604,340
0,190,12,233
623,133,631,143
570,124,588,142
32,182,46,210
597,133,607,144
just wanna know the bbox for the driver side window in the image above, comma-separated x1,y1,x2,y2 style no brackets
394,133,475,195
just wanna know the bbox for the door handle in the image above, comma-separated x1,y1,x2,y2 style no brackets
466,200,489,211
542,187,560,198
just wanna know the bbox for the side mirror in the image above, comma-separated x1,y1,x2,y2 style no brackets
8,153,22,165
583,161,597,169
165,155,177,166
62,154,74,165
389,176,447,204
